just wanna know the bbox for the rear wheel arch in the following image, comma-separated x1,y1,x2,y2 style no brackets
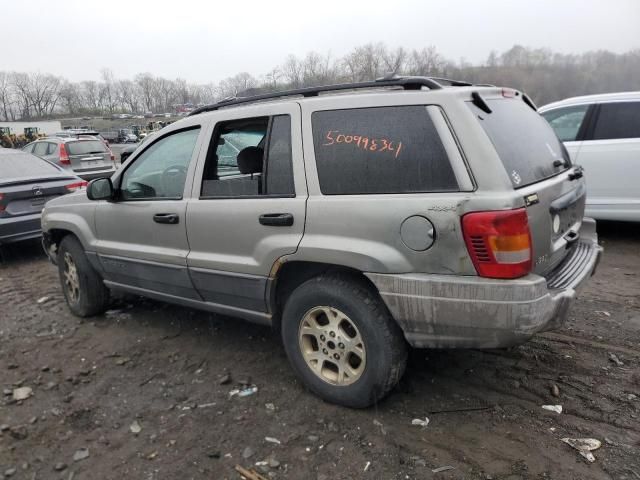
270,261,384,332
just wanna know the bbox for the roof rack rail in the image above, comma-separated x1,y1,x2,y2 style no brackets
189,76,443,116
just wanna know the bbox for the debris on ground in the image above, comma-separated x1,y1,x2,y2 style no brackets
595,310,611,317
73,448,89,462
54,463,68,471
242,447,255,459
373,418,387,435
411,417,429,427
265,403,275,411
36,296,50,304
432,465,455,473
12,386,33,401
130,420,142,434
265,436,281,445
364,461,371,472
551,384,560,397
561,437,602,463
229,386,258,398
541,405,562,414
218,373,232,385
609,352,624,366
235,464,269,480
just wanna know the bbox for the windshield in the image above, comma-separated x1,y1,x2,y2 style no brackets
468,97,570,188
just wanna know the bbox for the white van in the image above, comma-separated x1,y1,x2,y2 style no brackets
539,92,640,222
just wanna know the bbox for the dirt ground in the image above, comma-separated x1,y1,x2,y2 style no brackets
0,222,639,480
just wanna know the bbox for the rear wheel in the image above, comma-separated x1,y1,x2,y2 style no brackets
281,273,407,408
57,235,109,317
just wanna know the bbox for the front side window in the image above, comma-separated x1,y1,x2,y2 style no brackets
311,106,458,195
120,127,200,200
541,105,589,142
201,115,294,197
592,101,640,140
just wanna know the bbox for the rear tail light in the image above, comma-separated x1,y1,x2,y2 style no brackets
109,149,115,162
462,208,532,279
0,193,4,212
59,144,70,165
65,181,88,192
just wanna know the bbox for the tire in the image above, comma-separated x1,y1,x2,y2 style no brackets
57,235,110,317
281,273,407,408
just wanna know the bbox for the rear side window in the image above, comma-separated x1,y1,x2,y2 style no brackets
33,142,49,156
312,106,458,195
592,102,640,140
0,152,61,178
469,98,570,189
66,140,107,155
541,105,589,142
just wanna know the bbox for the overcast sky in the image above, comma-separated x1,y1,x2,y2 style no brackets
3,0,639,83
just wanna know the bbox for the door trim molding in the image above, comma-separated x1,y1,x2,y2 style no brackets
104,280,272,326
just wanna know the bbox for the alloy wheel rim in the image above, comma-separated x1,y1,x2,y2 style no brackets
63,252,80,303
298,306,366,386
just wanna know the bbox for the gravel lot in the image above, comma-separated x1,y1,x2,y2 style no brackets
0,222,639,480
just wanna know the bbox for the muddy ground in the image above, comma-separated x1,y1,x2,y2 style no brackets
0,222,639,480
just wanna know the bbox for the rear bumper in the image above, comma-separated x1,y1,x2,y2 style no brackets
0,213,42,245
366,218,602,349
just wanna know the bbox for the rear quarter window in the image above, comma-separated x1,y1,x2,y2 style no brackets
312,106,458,195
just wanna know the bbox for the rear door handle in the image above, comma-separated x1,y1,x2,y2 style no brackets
259,213,294,226
153,213,179,224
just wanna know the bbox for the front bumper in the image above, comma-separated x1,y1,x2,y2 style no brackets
366,218,602,349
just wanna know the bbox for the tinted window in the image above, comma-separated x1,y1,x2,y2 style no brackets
0,152,61,179
33,142,49,156
22,143,35,153
312,106,457,195
265,115,294,195
121,128,200,200
46,142,58,155
541,105,589,142
200,115,294,198
66,140,107,155
592,102,640,140
469,98,570,188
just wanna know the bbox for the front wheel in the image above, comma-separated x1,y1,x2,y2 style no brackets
57,235,110,317
281,273,407,408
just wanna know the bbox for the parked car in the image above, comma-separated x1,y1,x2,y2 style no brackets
23,137,116,181
0,148,85,245
41,77,601,407
539,92,640,222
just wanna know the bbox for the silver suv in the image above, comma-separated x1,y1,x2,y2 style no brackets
41,77,602,407
24,136,116,180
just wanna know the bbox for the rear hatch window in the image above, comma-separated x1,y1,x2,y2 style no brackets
468,97,570,188
66,140,107,155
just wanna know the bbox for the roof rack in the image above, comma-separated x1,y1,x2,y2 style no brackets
189,76,445,116
188,75,493,116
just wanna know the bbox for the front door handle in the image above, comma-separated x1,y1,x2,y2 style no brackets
153,213,179,224
259,213,294,227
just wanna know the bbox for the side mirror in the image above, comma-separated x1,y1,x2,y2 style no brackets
87,177,114,200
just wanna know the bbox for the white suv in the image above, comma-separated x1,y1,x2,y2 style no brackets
539,92,640,222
